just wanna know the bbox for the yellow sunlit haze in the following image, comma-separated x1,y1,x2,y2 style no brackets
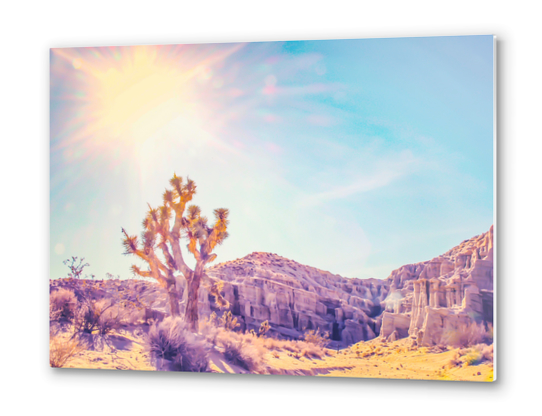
93,48,194,141
52,46,214,149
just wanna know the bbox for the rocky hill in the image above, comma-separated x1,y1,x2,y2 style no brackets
380,225,494,346
203,252,390,344
196,225,494,346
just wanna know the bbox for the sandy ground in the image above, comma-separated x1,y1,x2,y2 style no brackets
57,332,493,382
265,339,494,382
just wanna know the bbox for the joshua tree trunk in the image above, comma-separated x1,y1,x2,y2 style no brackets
185,271,202,331
166,279,181,317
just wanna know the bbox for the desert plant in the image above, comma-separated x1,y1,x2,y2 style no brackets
219,311,240,331
463,349,483,366
50,288,77,320
50,335,84,368
298,341,325,359
63,256,95,280
219,333,264,373
302,328,329,348
442,321,492,347
122,174,230,331
72,298,120,337
148,317,209,372
258,320,270,337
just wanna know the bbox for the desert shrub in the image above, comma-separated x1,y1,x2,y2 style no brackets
50,288,77,322
73,299,119,336
148,317,209,372
200,316,220,344
463,349,483,366
461,344,493,366
219,311,240,331
50,335,84,368
219,332,264,373
258,320,270,337
302,328,329,348
96,302,123,335
478,343,494,362
298,341,324,359
442,321,492,347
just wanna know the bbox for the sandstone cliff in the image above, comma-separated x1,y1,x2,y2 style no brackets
191,225,494,347
201,252,390,344
380,225,494,346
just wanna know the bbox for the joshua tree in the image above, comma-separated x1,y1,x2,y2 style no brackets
122,174,230,331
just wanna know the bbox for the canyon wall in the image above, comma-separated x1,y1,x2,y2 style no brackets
380,225,494,346
194,226,494,346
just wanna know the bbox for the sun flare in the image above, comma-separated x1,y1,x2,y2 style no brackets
51,44,243,153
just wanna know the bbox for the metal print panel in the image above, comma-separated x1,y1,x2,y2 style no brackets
50,36,495,381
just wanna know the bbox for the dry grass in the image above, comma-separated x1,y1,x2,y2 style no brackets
148,317,209,372
50,288,77,322
219,332,265,373
441,321,493,347
302,328,329,348
50,335,85,368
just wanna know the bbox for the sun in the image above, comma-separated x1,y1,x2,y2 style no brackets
51,43,245,160
92,47,194,141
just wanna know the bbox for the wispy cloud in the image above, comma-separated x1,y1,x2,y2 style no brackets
299,150,420,207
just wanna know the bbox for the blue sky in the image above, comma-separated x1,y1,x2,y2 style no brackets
50,35,494,280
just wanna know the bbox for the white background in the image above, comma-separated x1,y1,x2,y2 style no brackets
1,0,540,414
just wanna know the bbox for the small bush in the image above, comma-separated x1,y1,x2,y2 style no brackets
258,320,270,337
50,288,77,322
463,350,483,366
73,299,119,336
219,311,240,331
220,333,264,373
298,341,324,359
462,344,493,366
148,317,209,372
50,335,84,368
302,328,329,348
442,321,492,347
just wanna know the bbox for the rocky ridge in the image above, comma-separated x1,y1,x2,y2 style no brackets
203,252,389,344
196,226,494,347
380,225,494,346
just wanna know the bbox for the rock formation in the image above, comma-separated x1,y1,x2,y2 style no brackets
200,252,390,344
380,225,494,346
199,225,493,347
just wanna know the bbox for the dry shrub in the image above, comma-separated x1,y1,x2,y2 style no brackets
302,328,329,348
462,344,493,366
218,331,264,373
442,321,492,347
463,349,483,366
298,341,324,359
50,288,77,322
50,335,84,368
73,299,121,336
148,317,209,372
258,334,326,359
219,311,240,331
258,320,270,337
